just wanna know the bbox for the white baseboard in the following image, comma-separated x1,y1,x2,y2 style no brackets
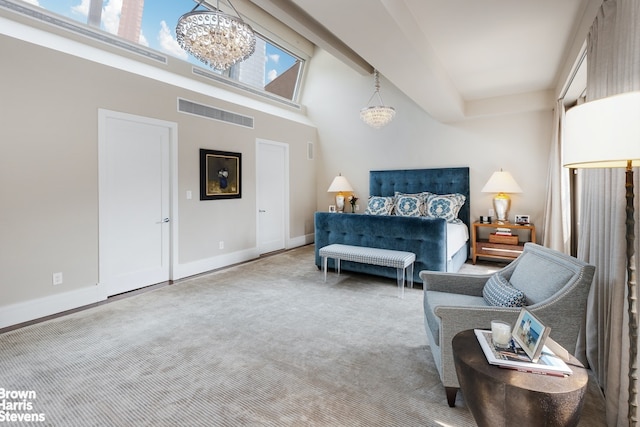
287,233,314,248
173,247,260,281
0,285,104,329
175,236,314,280
2,240,316,329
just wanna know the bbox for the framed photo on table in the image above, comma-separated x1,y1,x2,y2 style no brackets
200,149,241,200
512,308,551,363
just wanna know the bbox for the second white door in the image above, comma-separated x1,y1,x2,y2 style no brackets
257,140,288,254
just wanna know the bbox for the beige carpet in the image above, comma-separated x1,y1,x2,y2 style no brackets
0,245,605,426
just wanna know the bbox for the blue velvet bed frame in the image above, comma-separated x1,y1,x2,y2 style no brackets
314,167,470,284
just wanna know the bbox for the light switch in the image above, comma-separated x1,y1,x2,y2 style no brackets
186,190,192,200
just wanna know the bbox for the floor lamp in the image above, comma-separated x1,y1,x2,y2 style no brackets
564,91,640,426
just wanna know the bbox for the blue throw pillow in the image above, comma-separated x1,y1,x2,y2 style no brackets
425,193,466,223
364,196,395,215
483,273,526,307
395,195,424,216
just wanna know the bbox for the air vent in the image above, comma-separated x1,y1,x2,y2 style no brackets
178,98,254,128
307,142,314,160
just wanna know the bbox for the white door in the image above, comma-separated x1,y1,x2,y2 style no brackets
99,110,174,296
257,140,288,254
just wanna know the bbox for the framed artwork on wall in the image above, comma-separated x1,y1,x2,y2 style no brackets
200,149,242,200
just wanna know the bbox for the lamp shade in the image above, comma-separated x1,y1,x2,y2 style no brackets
481,171,523,194
564,91,640,168
327,175,354,193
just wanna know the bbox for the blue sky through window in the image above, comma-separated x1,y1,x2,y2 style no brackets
25,0,297,85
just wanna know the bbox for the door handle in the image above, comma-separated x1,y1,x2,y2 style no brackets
157,218,170,224
259,210,266,213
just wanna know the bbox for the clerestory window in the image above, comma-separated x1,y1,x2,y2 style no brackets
26,0,304,102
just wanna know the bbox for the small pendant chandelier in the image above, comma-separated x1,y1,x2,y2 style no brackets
360,69,396,129
176,0,256,71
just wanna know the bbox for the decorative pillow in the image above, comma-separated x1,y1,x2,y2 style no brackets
364,196,395,215
394,195,424,217
394,191,433,216
394,191,433,201
482,273,526,307
425,193,466,223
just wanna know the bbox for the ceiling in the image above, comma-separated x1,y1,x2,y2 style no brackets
249,0,601,122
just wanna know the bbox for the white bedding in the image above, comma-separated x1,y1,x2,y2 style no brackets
447,222,469,260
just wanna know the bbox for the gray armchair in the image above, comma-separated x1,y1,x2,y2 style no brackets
420,243,595,407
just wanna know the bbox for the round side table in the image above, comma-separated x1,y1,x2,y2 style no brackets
452,329,588,427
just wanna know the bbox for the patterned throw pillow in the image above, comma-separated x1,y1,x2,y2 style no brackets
394,195,424,216
425,193,466,223
394,191,433,200
364,196,395,215
482,273,526,307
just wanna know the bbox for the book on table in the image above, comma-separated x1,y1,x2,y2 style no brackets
474,329,573,377
494,227,512,235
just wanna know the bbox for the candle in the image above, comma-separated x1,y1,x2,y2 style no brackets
491,320,512,348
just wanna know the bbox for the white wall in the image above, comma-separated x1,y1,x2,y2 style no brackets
302,49,553,235
0,32,317,328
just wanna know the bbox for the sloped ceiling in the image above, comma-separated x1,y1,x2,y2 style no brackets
249,0,601,122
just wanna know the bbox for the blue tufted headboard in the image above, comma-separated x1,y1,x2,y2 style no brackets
369,167,471,231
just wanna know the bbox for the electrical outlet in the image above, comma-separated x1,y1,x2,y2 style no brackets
52,272,63,286
219,241,224,249
355,204,360,211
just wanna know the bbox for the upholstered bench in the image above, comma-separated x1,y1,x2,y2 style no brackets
318,244,416,298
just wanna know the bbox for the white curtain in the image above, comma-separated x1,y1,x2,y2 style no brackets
541,100,571,253
573,0,640,425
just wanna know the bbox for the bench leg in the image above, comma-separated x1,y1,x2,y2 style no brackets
323,257,341,281
323,256,328,282
396,268,404,299
408,263,414,289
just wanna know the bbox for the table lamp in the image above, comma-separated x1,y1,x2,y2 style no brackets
481,170,523,224
327,174,354,213
564,91,640,426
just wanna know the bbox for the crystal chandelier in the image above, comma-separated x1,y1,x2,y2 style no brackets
360,69,396,129
176,0,256,71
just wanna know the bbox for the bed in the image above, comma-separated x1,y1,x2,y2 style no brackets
314,167,470,283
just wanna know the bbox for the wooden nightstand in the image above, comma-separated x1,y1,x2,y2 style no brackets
471,221,536,264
